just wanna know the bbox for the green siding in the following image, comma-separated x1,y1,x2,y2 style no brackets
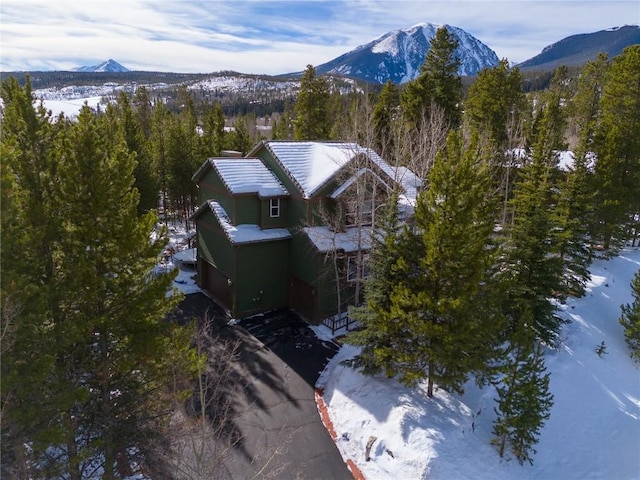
234,240,289,316
261,198,288,228
194,143,376,323
233,196,261,225
286,197,308,228
198,168,227,204
288,233,318,284
196,213,234,279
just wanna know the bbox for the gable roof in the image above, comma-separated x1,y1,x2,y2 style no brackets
329,168,392,199
251,141,399,199
191,200,291,244
192,157,289,198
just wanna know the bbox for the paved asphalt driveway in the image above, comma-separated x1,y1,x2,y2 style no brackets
169,293,352,479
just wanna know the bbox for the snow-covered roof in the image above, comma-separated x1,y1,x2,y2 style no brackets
212,158,288,198
392,166,422,208
197,200,291,244
304,226,373,253
192,158,288,198
329,168,391,199
258,141,399,199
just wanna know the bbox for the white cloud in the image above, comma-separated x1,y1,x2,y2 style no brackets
1,0,638,73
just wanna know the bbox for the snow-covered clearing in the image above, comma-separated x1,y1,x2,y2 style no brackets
316,248,640,480
40,96,105,118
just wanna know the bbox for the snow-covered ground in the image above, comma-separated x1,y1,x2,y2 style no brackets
40,96,105,118
155,222,201,296
316,248,640,480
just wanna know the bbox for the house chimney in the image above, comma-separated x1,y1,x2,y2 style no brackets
220,150,243,158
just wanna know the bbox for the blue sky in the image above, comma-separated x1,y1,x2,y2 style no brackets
1,0,638,74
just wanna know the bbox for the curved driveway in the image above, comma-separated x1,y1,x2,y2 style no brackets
170,293,351,479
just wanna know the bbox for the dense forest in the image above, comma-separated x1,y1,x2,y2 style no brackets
1,27,639,477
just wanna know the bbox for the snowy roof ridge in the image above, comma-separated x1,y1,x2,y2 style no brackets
211,158,289,198
207,200,291,245
329,168,392,199
263,141,401,199
263,141,306,197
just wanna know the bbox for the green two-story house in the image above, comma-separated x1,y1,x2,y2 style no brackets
191,140,420,321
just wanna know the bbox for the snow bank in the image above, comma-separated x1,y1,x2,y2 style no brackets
317,248,640,480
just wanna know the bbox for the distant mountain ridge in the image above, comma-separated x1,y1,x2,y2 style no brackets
314,23,499,84
517,25,640,71
74,59,130,73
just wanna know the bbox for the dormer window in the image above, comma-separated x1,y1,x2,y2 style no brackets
270,198,281,218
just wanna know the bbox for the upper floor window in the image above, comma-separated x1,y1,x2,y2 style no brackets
270,198,280,218
345,199,373,226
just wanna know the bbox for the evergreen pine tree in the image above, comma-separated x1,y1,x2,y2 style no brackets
132,86,153,139
293,65,331,140
620,269,640,361
492,334,553,465
372,80,400,155
273,105,294,140
502,67,569,345
166,102,200,225
0,77,67,474
115,92,159,213
151,101,171,221
51,104,185,477
227,114,253,154
400,27,462,129
592,45,640,250
1,79,194,477
553,55,609,296
348,190,405,376
201,102,226,156
464,59,525,150
502,155,566,344
464,59,526,227
377,132,500,396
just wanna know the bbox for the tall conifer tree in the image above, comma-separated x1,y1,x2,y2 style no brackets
1,80,192,478
592,45,640,250
293,65,331,140
115,92,159,213
348,191,405,376
492,335,553,465
201,102,226,157
372,80,400,155
401,27,462,129
464,59,525,150
375,132,500,396
620,269,640,361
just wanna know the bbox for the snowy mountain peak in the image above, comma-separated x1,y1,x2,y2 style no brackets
316,22,499,84
74,59,130,73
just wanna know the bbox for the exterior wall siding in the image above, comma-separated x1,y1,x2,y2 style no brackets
196,213,234,278
194,143,385,323
234,240,290,316
261,198,288,228
233,195,261,225
198,168,228,204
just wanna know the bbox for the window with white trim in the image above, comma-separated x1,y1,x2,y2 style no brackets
270,198,280,218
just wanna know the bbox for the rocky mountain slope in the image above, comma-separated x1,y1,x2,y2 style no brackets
314,23,499,84
517,25,639,71
74,59,130,73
